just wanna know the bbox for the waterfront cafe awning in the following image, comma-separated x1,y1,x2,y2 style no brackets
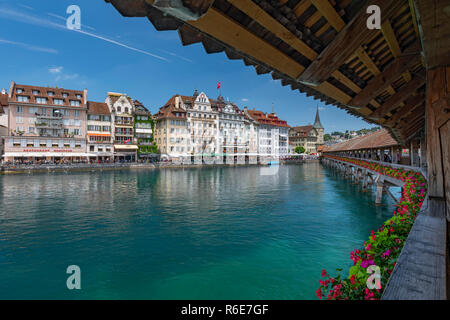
114,144,138,150
3,152,90,157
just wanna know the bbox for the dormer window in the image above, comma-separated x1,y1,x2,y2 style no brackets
32,90,40,95
70,100,80,106
62,93,68,98
16,88,24,94
54,98,64,105
48,91,54,96
76,94,82,99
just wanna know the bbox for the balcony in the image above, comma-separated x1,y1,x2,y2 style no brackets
36,112,63,120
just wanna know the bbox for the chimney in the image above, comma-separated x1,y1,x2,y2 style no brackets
193,89,199,97
83,88,88,105
1,88,6,95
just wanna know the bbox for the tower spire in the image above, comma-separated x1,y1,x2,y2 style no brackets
313,104,324,129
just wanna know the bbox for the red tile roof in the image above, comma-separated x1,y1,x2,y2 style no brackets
246,109,289,127
324,129,399,152
10,83,86,108
87,101,110,115
290,125,314,137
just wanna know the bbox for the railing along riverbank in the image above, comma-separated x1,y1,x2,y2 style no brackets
0,158,315,174
317,155,445,300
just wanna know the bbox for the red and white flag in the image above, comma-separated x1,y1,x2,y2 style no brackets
217,82,221,90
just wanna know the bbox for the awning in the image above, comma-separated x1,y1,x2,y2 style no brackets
114,144,138,150
88,133,111,137
3,152,90,157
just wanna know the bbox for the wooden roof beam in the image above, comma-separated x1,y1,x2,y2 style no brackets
368,71,425,119
384,93,424,125
381,20,402,58
311,0,346,31
298,0,405,85
188,5,353,106
349,46,420,107
226,0,318,61
414,0,450,69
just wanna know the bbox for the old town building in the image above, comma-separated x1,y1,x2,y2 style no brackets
86,101,113,161
2,82,88,162
245,108,290,163
289,107,324,154
106,92,138,162
133,100,156,159
153,95,189,161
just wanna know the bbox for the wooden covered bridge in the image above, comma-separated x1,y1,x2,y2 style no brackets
105,0,449,299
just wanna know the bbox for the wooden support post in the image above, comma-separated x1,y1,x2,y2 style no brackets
426,67,449,220
362,169,368,191
410,140,414,166
376,176,384,204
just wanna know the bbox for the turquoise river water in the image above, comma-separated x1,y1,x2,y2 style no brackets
0,163,398,299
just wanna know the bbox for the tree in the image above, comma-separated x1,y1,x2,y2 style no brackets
324,133,332,141
295,146,306,154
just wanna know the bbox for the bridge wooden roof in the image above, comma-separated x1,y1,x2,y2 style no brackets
106,0,449,144
323,128,398,152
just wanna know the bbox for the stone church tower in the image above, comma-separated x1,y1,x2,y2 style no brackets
313,106,324,145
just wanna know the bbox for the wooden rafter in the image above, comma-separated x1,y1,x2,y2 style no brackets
381,20,402,58
349,46,420,107
415,0,450,69
298,0,405,85
385,93,424,125
226,0,318,61
310,0,345,31
368,71,425,119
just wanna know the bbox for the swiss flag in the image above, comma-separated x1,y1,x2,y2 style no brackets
217,82,221,90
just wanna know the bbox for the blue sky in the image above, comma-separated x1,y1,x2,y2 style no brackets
0,0,377,133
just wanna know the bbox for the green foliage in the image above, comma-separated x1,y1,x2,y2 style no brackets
317,155,427,300
295,146,306,154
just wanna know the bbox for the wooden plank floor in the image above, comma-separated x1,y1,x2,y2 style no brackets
382,198,447,300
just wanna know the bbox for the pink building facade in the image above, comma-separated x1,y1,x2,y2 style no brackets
2,81,88,162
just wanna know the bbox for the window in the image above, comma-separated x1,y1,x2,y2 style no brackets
54,99,64,105
16,88,23,94
62,93,68,98
73,129,80,136
28,127,35,134
76,94,82,99
17,96,29,102
16,106,24,113
74,110,80,117
117,107,121,112
36,97,47,104
70,100,80,106
125,107,129,113
16,117,24,124
32,90,39,95
48,91,54,96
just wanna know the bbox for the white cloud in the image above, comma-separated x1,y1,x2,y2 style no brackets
48,66,63,74
48,66,78,82
0,38,58,54
241,98,249,102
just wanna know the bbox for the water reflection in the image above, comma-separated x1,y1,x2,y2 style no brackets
0,163,397,299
